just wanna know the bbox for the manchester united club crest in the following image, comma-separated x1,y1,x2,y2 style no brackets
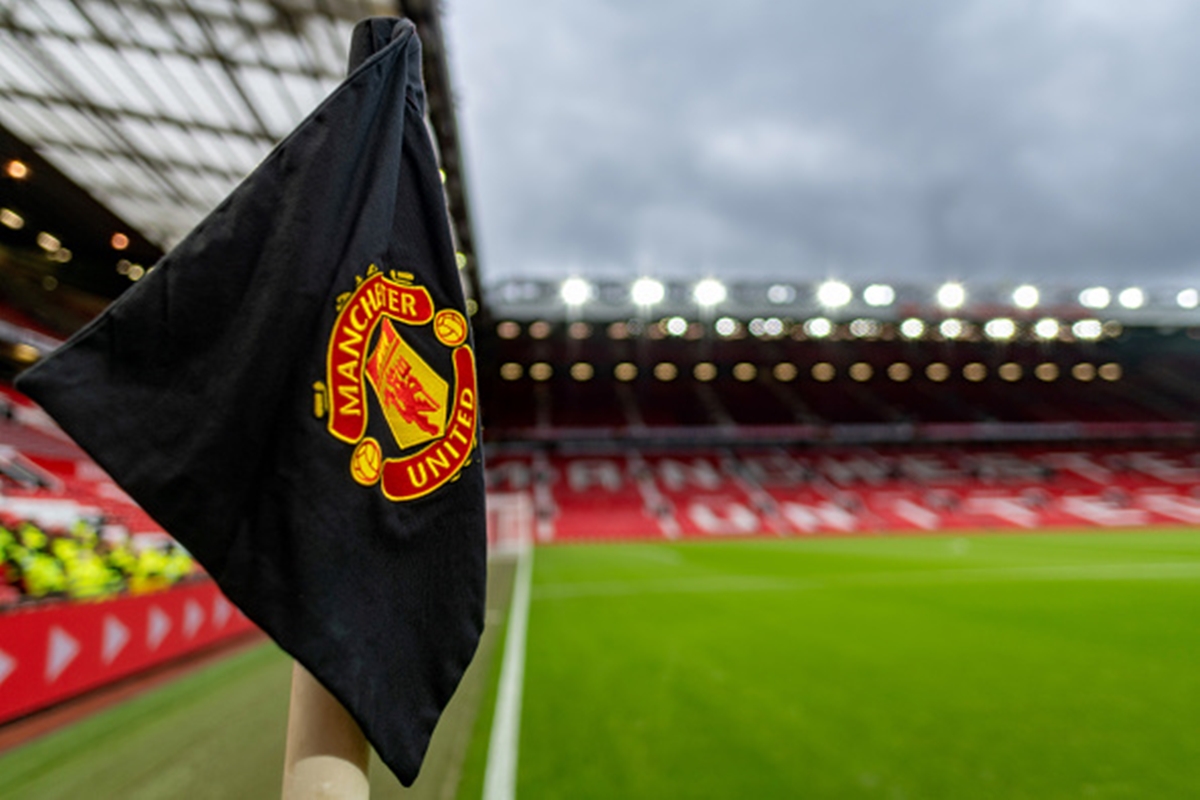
313,265,477,501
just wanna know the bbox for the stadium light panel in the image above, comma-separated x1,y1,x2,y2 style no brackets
665,316,688,336
963,363,987,382
849,362,873,382
863,284,895,307
767,284,796,304
693,278,727,306
1177,288,1199,309
733,362,757,382
560,277,593,306
654,362,678,381
939,318,964,339
811,362,835,382
772,363,797,381
984,318,1017,341
714,317,739,337
1072,319,1103,340
936,282,966,310
849,318,881,338
1012,284,1039,309
1117,287,1145,309
37,232,61,252
899,318,925,339
0,208,24,230
816,280,852,309
999,363,1022,381
1033,318,1060,340
748,318,766,337
763,317,785,336
1079,286,1110,309
804,317,833,338
1035,362,1059,381
631,277,665,306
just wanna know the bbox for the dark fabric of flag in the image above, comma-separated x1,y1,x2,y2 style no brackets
16,17,486,786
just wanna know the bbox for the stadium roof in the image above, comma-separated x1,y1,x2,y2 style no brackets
0,0,481,308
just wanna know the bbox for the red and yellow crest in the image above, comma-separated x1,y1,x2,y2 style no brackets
313,265,476,501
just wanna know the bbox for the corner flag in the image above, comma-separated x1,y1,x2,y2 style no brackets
16,18,486,786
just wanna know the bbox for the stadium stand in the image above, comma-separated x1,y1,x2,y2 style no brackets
0,381,199,608
477,316,1200,543
486,445,1200,541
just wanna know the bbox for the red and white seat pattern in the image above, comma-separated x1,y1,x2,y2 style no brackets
487,446,1200,542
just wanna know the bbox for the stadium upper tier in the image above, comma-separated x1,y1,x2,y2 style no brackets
479,321,1200,442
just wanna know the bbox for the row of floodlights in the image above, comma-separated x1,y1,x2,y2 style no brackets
553,276,1200,311
500,360,1122,384
3,160,143,283
497,316,1120,342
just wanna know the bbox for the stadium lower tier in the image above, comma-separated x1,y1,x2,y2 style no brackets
486,444,1200,543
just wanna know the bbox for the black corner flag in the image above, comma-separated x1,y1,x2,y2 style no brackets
16,18,486,786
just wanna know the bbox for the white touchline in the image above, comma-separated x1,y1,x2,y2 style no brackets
483,544,534,800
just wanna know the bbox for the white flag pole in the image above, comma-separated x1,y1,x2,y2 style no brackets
282,661,370,800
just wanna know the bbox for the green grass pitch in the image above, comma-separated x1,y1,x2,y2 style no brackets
514,530,1200,799
3,530,1200,798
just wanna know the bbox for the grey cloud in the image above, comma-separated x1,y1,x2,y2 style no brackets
446,0,1200,287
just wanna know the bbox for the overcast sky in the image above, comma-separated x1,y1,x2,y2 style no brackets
443,0,1200,289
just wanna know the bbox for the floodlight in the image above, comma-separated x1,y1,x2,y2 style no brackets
939,318,964,339
560,277,592,305
665,316,688,336
0,208,24,230
768,284,796,304
715,317,738,337
693,278,727,306
863,284,895,307
1072,319,1103,340
631,277,665,306
1177,288,1199,309
816,280,852,309
984,318,1016,341
1033,318,1060,340
936,282,966,310
1078,287,1110,309
804,317,833,338
1117,287,1144,309
1012,284,1039,309
37,232,61,253
899,318,925,339
849,318,880,338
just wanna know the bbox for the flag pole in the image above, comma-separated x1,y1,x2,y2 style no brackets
282,661,370,800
